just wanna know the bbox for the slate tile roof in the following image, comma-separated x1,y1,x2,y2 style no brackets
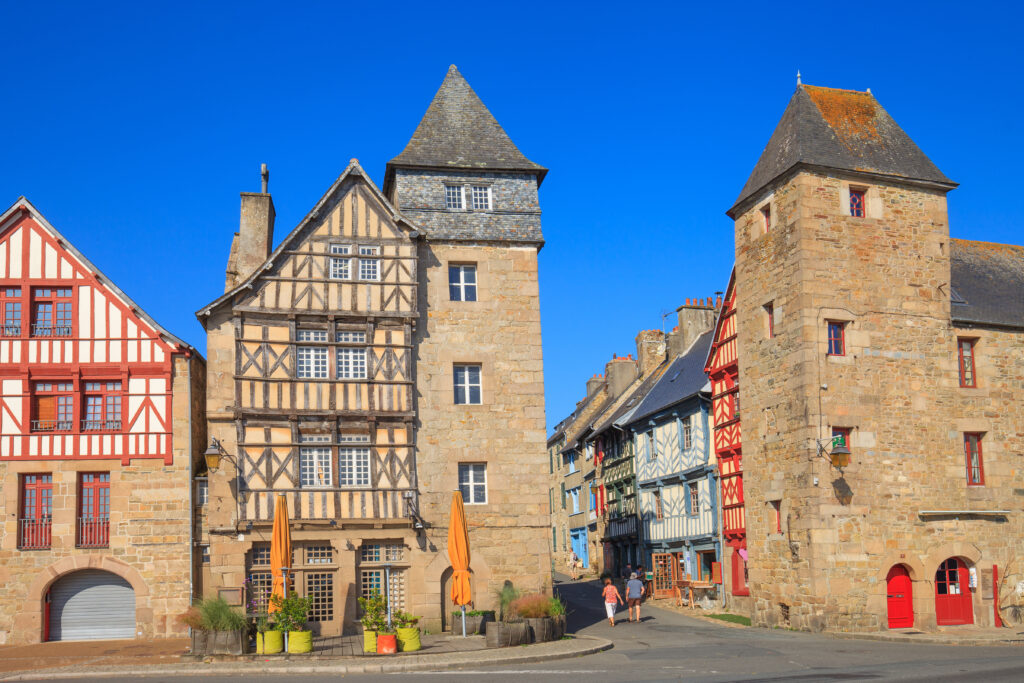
950,238,1024,329
730,85,956,216
386,65,546,180
623,330,714,427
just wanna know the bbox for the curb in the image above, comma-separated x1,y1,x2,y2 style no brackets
0,635,613,680
828,631,1024,648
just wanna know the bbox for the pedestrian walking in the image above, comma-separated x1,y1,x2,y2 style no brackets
626,571,646,622
569,550,579,581
601,576,625,627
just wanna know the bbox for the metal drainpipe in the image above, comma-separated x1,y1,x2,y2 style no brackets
185,352,195,603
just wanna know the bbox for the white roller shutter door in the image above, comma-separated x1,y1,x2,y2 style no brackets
50,569,135,641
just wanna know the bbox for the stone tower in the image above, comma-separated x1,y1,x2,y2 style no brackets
727,85,1023,631
384,66,551,621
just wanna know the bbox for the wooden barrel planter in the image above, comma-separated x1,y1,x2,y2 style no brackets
191,629,248,655
525,617,554,642
551,614,566,640
484,621,531,648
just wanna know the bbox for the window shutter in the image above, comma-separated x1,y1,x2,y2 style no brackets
35,395,56,422
560,483,566,509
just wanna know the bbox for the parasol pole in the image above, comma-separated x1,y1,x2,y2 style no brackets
462,604,466,637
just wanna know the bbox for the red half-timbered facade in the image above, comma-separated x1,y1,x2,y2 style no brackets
0,200,180,464
704,270,748,596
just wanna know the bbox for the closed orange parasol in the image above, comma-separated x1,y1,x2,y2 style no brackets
269,493,292,614
448,490,472,635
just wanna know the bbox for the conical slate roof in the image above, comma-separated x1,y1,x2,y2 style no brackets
729,85,956,216
386,65,546,181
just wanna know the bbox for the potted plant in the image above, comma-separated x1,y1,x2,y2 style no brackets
270,591,313,653
449,609,495,634
357,592,386,653
180,597,249,655
376,623,398,654
510,592,555,642
485,584,531,648
253,611,283,654
394,609,421,652
548,596,567,639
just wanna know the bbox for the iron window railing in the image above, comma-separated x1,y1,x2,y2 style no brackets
81,419,122,432
31,420,74,432
2,325,20,336
18,518,52,549
31,324,73,337
77,517,110,548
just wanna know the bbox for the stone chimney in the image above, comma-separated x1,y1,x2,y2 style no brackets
668,297,718,357
604,355,638,398
586,373,605,397
226,164,276,291
635,330,666,377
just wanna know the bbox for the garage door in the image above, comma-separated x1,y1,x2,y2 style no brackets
50,570,135,641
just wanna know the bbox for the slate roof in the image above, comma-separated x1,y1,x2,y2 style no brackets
624,330,714,427
591,360,673,437
950,239,1024,329
386,65,547,182
730,85,956,216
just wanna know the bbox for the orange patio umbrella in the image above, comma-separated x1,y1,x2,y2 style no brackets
447,490,472,636
269,493,292,614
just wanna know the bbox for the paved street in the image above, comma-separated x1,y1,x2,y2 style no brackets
49,575,1024,683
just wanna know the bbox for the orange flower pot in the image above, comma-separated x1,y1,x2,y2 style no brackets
376,632,397,654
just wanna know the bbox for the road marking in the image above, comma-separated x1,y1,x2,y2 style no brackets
398,670,605,675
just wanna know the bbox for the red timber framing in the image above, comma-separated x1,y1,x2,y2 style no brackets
704,270,748,594
0,199,194,465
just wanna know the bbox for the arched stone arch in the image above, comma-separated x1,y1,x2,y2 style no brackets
22,555,150,643
923,541,983,574
874,553,926,583
423,542,493,633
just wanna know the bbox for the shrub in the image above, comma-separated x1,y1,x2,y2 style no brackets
393,609,419,629
494,582,521,621
177,605,204,631
270,591,313,633
193,597,247,631
509,592,552,619
548,596,566,616
358,591,388,632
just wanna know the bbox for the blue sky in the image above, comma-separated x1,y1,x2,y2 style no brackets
2,2,1021,433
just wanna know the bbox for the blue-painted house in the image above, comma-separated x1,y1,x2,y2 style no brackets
625,328,718,599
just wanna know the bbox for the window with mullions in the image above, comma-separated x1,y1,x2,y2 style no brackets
83,381,122,431
329,244,352,280
849,189,866,218
458,462,487,504
19,473,53,549
827,321,846,356
299,435,332,488
297,330,329,379
471,186,491,210
688,482,699,516
358,246,380,281
453,364,481,404
682,416,693,450
306,545,334,564
32,382,74,432
78,472,110,548
32,288,73,337
306,573,334,622
336,348,367,379
2,287,21,336
964,433,984,486
445,185,464,210
448,264,478,302
339,447,371,487
247,570,273,613
361,543,405,563
958,338,977,388
336,331,366,344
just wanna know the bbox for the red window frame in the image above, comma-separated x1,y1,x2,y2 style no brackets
850,189,866,217
761,204,771,232
19,474,53,550
771,500,782,533
31,287,73,338
964,433,984,486
78,472,111,548
827,321,846,356
957,338,976,388
1,287,22,337
32,382,75,432
765,303,775,338
832,427,852,450
83,381,123,432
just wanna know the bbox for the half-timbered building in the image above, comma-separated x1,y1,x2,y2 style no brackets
0,198,204,645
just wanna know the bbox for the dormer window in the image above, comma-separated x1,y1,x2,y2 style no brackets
471,186,491,210
849,189,866,218
445,185,464,210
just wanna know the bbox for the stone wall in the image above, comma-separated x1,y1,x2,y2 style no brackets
734,170,1024,631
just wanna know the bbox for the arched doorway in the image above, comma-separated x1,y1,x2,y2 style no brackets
49,569,135,640
440,567,475,633
934,558,973,625
885,564,913,628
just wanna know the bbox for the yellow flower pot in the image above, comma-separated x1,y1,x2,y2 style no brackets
287,630,312,653
363,630,377,653
396,627,421,652
256,630,283,654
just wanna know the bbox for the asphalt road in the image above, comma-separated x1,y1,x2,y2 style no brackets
57,575,1024,683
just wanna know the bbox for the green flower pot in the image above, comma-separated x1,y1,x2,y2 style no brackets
287,630,312,653
256,630,283,654
363,630,377,653
396,626,421,652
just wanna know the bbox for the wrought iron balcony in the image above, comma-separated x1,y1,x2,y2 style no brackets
1,324,20,336
31,420,74,432
81,419,123,432
77,517,110,548
31,324,73,337
18,518,52,549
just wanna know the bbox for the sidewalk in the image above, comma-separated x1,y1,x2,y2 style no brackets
831,625,1024,647
0,633,612,680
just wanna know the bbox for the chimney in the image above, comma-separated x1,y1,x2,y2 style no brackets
226,164,276,291
635,330,666,377
586,373,604,397
604,356,638,398
668,297,717,357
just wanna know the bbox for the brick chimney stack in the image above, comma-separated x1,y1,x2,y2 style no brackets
226,163,276,291
586,373,605,397
667,297,717,357
605,355,638,398
635,330,666,377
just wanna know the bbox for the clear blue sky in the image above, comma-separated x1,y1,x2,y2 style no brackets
2,2,1021,433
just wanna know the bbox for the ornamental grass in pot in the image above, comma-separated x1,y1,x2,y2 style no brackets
270,591,314,654
179,597,249,655
510,592,555,642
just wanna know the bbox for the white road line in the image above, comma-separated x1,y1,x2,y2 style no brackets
395,670,605,675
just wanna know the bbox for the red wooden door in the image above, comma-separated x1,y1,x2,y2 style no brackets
885,565,913,628
935,558,973,625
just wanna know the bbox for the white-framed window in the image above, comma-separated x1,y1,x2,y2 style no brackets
471,185,491,210
359,567,406,611
299,435,332,488
360,543,404,563
337,347,367,379
330,244,351,280
448,264,477,302
647,430,657,461
459,462,487,504
682,416,692,450
195,479,208,506
336,330,366,344
445,185,464,210
297,346,328,379
568,486,581,514
339,433,370,444
358,246,380,281
453,364,481,405
339,447,371,487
